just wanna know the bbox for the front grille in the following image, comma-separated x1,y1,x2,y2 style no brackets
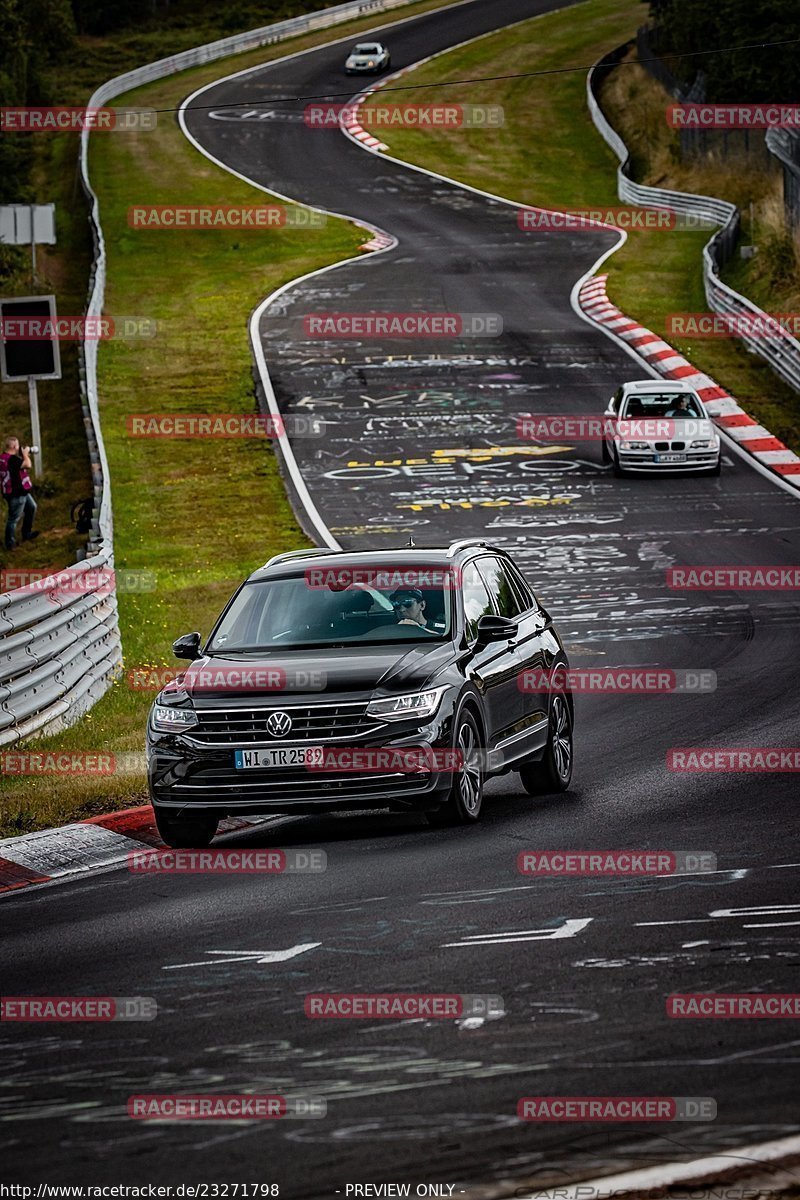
169,767,430,800
187,700,382,746
654,441,686,451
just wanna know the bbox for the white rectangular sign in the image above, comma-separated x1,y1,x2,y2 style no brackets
0,204,56,246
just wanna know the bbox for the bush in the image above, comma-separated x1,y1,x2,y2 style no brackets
647,0,799,102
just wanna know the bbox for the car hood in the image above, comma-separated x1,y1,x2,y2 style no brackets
172,642,456,705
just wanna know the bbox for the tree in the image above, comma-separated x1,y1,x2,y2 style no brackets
0,0,75,201
647,0,799,100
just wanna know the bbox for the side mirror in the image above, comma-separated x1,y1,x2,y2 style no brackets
172,631,202,660
475,614,517,645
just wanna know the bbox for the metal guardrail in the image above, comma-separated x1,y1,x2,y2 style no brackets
0,563,121,745
587,47,800,396
1,0,424,747
0,112,123,746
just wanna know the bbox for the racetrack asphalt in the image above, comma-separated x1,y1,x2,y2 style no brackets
3,0,799,1192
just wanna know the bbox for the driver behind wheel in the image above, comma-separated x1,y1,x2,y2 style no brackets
390,587,436,632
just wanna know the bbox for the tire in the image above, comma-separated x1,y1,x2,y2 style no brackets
518,692,573,796
154,807,218,848
425,709,484,826
601,438,610,464
708,457,721,476
612,448,625,478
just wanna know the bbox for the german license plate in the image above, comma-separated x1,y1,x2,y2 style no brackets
234,746,323,770
655,453,687,463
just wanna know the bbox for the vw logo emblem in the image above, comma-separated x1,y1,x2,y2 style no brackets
266,711,292,738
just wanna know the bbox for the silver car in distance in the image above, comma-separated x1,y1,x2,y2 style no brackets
345,42,391,74
602,380,721,476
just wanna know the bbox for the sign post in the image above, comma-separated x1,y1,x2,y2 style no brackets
27,377,43,476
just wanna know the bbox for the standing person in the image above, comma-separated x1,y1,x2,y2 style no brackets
1,436,39,550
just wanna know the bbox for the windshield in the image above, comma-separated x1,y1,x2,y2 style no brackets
353,44,380,53
621,392,704,419
207,575,454,652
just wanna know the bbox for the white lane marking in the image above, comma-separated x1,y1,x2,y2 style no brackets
456,1014,505,1030
744,920,800,928
573,278,800,502
338,9,550,159
324,0,800,519
571,277,800,501
443,917,592,948
423,869,750,905
163,943,320,969
639,903,800,929
637,919,716,926
207,6,586,552
682,940,709,947
489,1133,800,1200
711,904,800,916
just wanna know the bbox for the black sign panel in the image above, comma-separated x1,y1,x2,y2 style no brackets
0,295,62,381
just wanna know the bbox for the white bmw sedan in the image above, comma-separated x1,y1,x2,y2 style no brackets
345,42,391,74
602,380,721,476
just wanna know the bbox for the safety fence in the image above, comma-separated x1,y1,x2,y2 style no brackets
587,46,800,396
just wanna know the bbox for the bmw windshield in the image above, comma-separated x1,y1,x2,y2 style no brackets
206,573,455,652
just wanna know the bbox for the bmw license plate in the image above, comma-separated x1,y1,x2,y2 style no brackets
655,452,687,463
234,746,323,770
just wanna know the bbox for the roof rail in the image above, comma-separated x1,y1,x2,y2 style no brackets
446,538,489,558
262,547,336,569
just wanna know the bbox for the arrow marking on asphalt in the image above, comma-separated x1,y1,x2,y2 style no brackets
163,943,321,970
442,917,593,948
638,903,800,929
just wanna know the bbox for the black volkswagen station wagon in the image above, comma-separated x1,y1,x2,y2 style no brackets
147,540,574,847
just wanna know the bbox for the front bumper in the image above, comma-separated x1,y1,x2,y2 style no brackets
148,714,455,816
616,448,720,472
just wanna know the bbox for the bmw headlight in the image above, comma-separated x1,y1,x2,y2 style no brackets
691,439,713,448
620,440,649,450
151,696,197,733
367,687,448,722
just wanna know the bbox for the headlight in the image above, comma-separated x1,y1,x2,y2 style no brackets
367,687,448,722
367,60,375,66
151,702,197,733
619,440,649,450
691,439,713,448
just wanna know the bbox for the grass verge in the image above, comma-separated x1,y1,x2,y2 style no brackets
360,0,800,450
0,0,466,838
